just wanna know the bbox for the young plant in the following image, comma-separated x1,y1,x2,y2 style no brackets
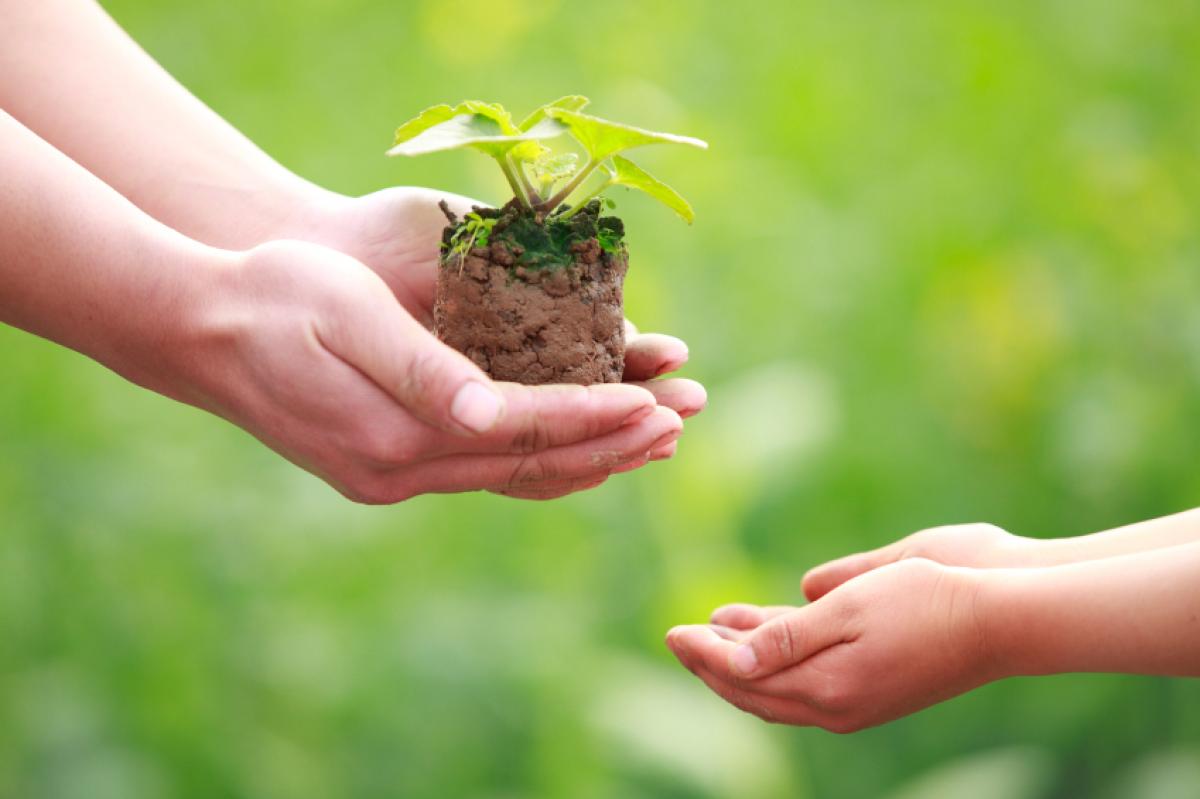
389,96,706,386
387,96,707,222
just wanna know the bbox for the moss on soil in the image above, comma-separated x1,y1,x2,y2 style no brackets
440,199,625,271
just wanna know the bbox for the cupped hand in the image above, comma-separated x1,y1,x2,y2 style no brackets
800,523,1039,601
178,239,683,503
666,558,997,733
291,187,707,429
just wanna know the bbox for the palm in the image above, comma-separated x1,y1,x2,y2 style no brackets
307,187,473,326
301,186,707,424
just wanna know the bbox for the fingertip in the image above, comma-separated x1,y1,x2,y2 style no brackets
622,332,690,380
710,603,760,627
636,378,707,419
675,378,708,417
803,554,875,600
800,568,830,602
589,381,658,415
655,404,685,431
665,624,699,653
649,441,678,461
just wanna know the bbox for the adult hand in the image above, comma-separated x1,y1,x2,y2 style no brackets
178,239,682,503
665,558,995,733
288,187,708,444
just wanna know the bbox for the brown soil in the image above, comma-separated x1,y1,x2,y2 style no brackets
433,235,627,385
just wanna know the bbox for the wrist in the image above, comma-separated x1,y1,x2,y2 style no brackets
103,237,239,404
219,175,343,249
975,566,1058,678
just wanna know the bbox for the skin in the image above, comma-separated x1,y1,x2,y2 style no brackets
0,0,706,501
667,512,1200,732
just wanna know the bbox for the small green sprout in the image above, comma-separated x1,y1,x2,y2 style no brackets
388,96,707,222
442,212,497,258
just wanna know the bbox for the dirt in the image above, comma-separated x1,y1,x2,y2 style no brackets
433,200,627,385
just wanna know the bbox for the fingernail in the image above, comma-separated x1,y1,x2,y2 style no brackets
621,405,655,427
649,429,681,451
450,381,504,434
654,358,686,378
649,442,677,461
732,645,758,676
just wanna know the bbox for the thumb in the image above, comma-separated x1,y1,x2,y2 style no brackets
321,295,506,436
729,600,849,681
801,543,905,602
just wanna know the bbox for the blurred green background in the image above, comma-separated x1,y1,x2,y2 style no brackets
3,0,1200,796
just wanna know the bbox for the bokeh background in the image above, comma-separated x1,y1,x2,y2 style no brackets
4,0,1200,796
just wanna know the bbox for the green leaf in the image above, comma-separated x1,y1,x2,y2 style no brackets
518,95,590,132
511,97,588,161
603,155,696,223
391,104,460,145
388,100,564,159
545,108,707,163
531,152,580,189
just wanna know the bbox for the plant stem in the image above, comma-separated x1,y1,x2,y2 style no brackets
558,179,612,220
509,153,542,205
496,156,532,210
538,158,600,213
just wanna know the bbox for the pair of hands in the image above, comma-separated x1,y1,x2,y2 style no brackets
181,187,704,503
666,523,1034,733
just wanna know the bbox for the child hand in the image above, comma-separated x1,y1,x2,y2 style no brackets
800,523,1039,601
666,558,998,733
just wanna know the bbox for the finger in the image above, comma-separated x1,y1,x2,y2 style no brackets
649,440,677,461
710,624,750,642
623,332,689,381
802,546,903,601
710,604,796,630
732,602,852,681
666,624,739,677
317,298,507,437
385,406,682,497
492,474,609,501
665,629,825,725
633,378,707,419
452,382,657,456
611,454,650,474
401,187,482,230
690,664,830,727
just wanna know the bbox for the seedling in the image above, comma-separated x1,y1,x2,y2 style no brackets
387,96,706,385
388,96,706,222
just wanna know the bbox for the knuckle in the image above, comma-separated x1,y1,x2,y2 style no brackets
810,676,855,713
967,522,1008,542
505,454,555,487
400,347,440,400
353,426,414,467
508,415,554,454
341,475,413,505
767,621,799,664
893,556,940,579
350,427,387,465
